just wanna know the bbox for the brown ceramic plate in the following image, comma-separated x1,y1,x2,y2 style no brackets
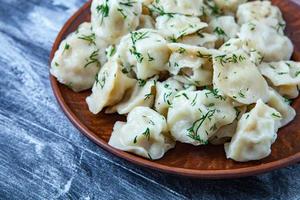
50,0,300,179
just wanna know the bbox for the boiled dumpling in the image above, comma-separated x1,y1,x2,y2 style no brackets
86,60,136,114
225,100,282,162
154,78,196,116
179,33,218,49
113,29,170,79
208,16,239,43
213,50,269,104
258,61,300,87
213,0,247,14
209,121,237,145
106,76,157,114
91,0,142,44
108,107,175,160
259,61,300,98
167,90,236,146
219,38,264,65
237,1,285,30
168,43,219,87
266,88,296,127
51,22,102,92
239,21,293,62
209,105,247,145
155,14,207,40
149,0,205,17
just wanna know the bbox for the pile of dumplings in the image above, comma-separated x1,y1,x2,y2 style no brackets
51,0,299,162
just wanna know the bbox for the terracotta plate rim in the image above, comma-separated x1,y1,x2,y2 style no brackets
49,0,300,179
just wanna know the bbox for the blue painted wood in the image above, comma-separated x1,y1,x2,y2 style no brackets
0,0,300,199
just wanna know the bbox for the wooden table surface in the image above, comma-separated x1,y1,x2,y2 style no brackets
1,0,300,199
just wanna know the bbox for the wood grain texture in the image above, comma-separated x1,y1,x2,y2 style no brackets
0,0,300,199
50,0,300,178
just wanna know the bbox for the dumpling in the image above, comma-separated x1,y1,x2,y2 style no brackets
213,50,269,104
208,16,239,43
209,105,247,145
209,121,237,145
86,60,136,114
239,21,293,62
154,78,196,116
106,76,157,114
91,0,142,44
237,1,285,30
266,88,296,127
178,33,218,49
225,100,282,162
167,90,236,146
113,29,170,79
149,0,205,17
219,38,264,65
213,0,247,14
108,107,175,160
168,43,219,87
258,61,300,87
51,22,102,92
155,14,207,40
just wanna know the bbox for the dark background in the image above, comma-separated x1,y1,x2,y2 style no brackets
1,0,300,199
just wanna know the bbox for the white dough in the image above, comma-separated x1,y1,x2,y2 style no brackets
113,29,170,79
51,22,103,92
208,16,239,42
149,0,205,17
179,33,218,49
237,1,285,31
91,0,142,44
86,60,136,114
258,61,300,86
106,76,157,114
108,107,175,160
213,50,269,104
213,0,247,14
266,88,296,127
225,100,282,162
239,21,293,62
155,14,207,39
168,43,219,87
167,90,236,146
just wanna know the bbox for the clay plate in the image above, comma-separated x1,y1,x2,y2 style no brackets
50,0,300,179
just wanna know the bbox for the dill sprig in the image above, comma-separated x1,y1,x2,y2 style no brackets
272,113,281,118
129,31,149,63
215,54,246,66
187,109,216,144
213,27,227,36
196,51,212,60
137,79,146,87
117,8,127,19
147,53,154,62
142,128,150,140
63,43,70,54
78,33,96,45
96,0,110,24
191,94,198,106
120,0,137,7
84,50,100,68
144,93,153,100
149,5,175,17
163,92,172,106
205,88,226,101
